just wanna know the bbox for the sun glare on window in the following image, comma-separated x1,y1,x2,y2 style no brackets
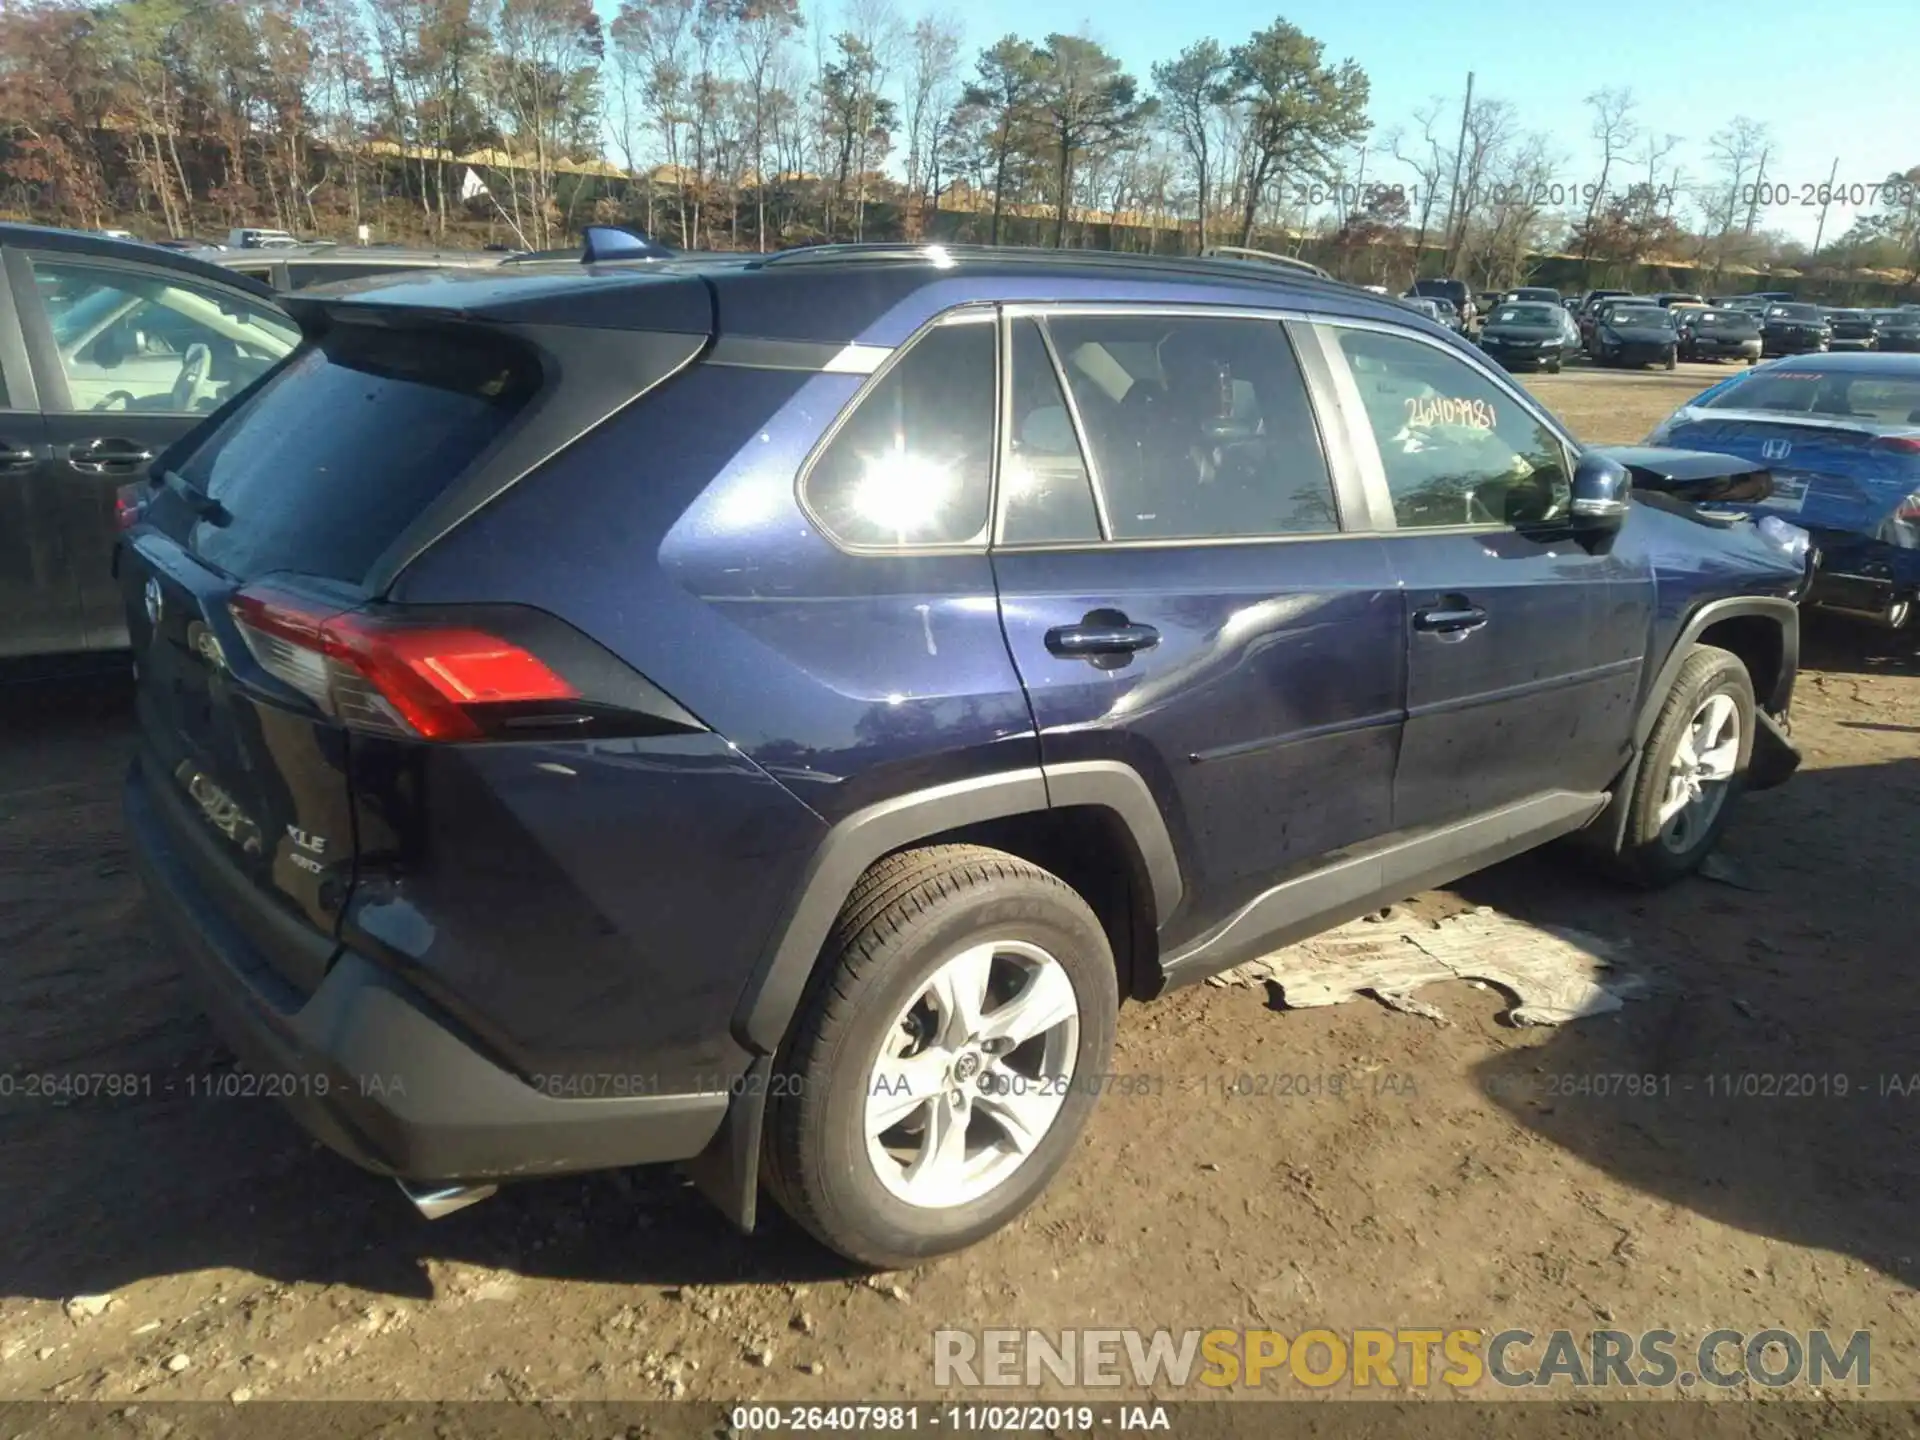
849,446,958,536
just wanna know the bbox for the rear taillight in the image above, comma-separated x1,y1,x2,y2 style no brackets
230,584,578,741
1872,436,1920,455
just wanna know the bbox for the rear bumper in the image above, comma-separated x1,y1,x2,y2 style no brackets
1599,342,1674,365
1802,539,1920,618
1482,346,1555,369
127,760,728,1183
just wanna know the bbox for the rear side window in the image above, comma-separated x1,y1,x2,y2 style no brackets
801,319,996,549
174,322,540,582
1046,314,1339,540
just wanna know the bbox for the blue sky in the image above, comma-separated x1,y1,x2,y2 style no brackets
599,0,1918,244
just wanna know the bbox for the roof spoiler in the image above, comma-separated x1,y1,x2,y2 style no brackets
581,224,677,264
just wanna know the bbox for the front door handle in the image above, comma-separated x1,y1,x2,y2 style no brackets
1045,620,1161,659
0,440,35,472
1413,604,1489,635
69,439,155,475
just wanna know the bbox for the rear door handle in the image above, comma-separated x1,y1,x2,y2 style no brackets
1413,605,1488,635
1045,621,1160,658
69,439,155,475
0,441,35,472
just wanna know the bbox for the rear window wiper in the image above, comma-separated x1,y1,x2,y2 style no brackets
158,468,231,526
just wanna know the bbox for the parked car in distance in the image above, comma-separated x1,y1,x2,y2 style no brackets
215,244,502,292
1760,302,1832,356
1647,352,1920,630
1874,310,1920,352
1407,277,1477,328
1399,295,1450,326
116,242,1809,1266
1676,306,1763,364
1505,286,1563,305
1825,308,1879,351
0,223,298,663
1478,300,1579,371
1428,296,1465,333
1578,289,1639,343
1578,286,1634,310
1590,300,1680,368
1654,292,1707,308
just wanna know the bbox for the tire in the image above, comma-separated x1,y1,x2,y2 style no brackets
1611,644,1756,887
1546,356,1563,374
762,844,1118,1268
1665,349,1678,370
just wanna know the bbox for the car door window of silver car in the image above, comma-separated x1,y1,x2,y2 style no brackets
30,259,298,415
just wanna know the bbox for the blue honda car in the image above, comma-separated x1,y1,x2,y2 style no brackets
1646,352,1920,629
118,243,1810,1266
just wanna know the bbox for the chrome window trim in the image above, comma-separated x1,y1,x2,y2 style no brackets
1031,315,1112,541
1291,318,1382,531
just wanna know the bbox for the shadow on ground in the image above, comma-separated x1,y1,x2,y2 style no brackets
1462,738,1920,1287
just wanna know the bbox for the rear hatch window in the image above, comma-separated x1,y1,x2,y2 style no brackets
168,322,541,583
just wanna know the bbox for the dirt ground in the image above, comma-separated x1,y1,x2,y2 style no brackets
6,360,1920,1414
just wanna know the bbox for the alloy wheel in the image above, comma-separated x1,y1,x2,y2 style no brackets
864,940,1081,1209
1657,691,1740,852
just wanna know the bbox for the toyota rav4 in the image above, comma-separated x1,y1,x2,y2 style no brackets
120,244,1811,1267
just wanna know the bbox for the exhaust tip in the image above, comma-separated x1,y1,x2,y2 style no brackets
397,1180,498,1220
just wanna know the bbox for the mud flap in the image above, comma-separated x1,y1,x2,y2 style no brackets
680,1054,770,1232
1748,708,1802,792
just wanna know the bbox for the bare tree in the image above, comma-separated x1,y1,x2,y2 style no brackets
613,0,697,246
1698,116,1771,275
1441,95,1515,273
1387,100,1451,270
731,0,802,248
900,13,960,235
1578,87,1637,263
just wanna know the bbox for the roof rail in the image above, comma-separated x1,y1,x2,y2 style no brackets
1198,244,1333,281
753,241,1367,298
757,242,951,267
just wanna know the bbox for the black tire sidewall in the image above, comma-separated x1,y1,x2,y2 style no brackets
1623,648,1756,884
782,876,1116,1266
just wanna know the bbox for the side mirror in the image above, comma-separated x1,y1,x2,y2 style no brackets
1570,451,1632,546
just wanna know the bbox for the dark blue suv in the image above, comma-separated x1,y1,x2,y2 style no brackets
119,245,1811,1266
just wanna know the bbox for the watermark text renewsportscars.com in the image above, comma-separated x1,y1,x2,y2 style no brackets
932,1327,1872,1390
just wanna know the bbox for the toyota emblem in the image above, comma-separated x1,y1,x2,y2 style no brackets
143,576,163,629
